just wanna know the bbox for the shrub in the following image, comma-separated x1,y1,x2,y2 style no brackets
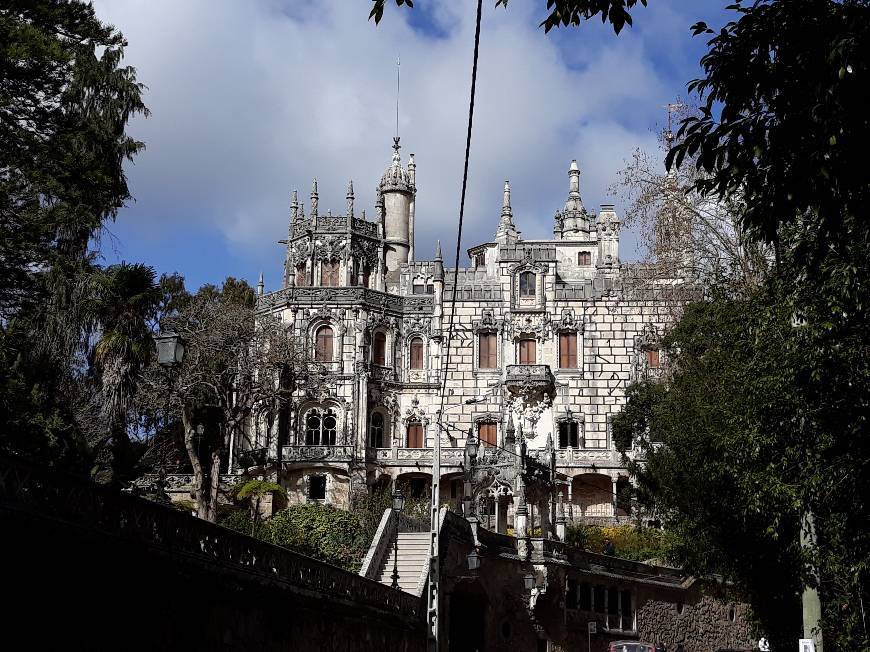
564,523,674,563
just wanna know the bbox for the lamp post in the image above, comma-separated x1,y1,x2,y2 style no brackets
391,488,405,590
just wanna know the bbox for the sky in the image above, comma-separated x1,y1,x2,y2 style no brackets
91,0,734,292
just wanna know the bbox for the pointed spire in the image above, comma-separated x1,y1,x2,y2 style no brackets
434,240,442,260
257,271,264,296
298,201,305,220
408,153,416,187
346,180,354,218
310,178,319,218
568,159,580,199
495,180,519,245
290,189,299,221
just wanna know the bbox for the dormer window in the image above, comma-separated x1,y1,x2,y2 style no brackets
578,251,592,266
519,271,536,298
473,253,485,268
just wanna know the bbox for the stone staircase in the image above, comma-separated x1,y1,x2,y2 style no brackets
374,531,429,594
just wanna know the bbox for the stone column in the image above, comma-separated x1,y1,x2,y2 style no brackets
555,495,567,542
611,475,618,518
539,498,552,539
495,496,509,535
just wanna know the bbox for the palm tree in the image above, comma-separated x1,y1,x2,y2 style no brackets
87,263,161,483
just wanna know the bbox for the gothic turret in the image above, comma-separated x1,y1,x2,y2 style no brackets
379,137,415,272
596,204,621,276
495,180,519,246
553,160,591,240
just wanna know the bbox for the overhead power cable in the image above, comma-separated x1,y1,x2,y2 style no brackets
438,0,483,423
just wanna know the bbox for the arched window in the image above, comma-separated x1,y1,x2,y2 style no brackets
369,412,385,448
315,326,334,362
559,332,578,369
295,264,307,287
322,260,340,287
518,337,536,365
479,422,497,447
407,421,424,448
409,337,424,369
304,407,338,446
519,271,536,298
373,331,387,366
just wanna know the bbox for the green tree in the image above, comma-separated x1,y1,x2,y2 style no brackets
86,263,161,483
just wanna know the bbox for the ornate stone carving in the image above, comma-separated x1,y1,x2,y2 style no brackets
314,235,349,261
506,312,552,340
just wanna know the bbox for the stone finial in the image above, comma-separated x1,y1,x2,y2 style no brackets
495,180,519,246
290,189,299,221
435,240,442,260
257,271,265,296
310,178,319,218
346,180,354,218
568,159,580,198
408,153,416,187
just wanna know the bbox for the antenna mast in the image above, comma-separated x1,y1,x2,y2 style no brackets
395,55,401,140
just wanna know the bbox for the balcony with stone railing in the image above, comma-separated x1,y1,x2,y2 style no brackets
281,445,356,463
367,447,465,468
553,448,621,467
505,364,556,394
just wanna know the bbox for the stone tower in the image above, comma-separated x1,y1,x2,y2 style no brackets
378,137,416,273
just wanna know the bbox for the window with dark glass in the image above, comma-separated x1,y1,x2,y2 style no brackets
479,333,497,369
479,422,497,447
407,422,424,448
295,264,307,287
559,332,578,368
304,408,338,446
413,281,426,294
373,331,387,365
558,421,579,448
409,338,424,369
369,412,385,448
578,251,592,265
646,349,660,368
308,475,326,500
519,271,535,297
315,326,333,362
322,260,340,287
518,337,536,365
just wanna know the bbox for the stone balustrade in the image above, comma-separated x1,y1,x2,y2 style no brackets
281,445,356,462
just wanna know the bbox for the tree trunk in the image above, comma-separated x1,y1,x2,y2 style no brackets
182,408,221,522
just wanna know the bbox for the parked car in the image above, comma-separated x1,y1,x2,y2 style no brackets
608,641,655,652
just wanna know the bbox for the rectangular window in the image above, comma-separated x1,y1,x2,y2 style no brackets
478,333,497,369
322,261,340,287
566,579,578,609
308,475,326,500
558,421,579,448
579,582,592,611
409,338,424,369
578,251,592,265
646,349,660,368
407,423,424,448
519,271,536,297
519,338,536,365
479,422,497,447
559,332,578,368
473,253,485,268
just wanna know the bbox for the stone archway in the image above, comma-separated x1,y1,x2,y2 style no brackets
571,473,614,518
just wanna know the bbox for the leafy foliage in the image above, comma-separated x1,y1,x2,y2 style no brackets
368,0,649,34
564,523,673,563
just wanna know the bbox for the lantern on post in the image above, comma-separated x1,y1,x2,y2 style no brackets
154,332,185,366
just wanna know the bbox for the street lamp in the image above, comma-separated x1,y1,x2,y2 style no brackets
466,548,481,573
154,331,185,366
523,573,536,592
391,488,405,590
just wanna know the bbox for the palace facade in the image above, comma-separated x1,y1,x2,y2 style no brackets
242,137,691,528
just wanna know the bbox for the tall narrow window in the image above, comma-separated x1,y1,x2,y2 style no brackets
518,337,536,365
315,326,334,362
322,260,340,287
558,421,580,448
308,475,326,500
559,332,578,369
322,410,337,446
362,266,370,288
407,421,424,448
304,408,338,445
369,412,385,448
373,331,387,366
479,422,497,447
646,349,660,369
578,251,592,265
473,253,485,268
295,264,307,287
409,338,424,369
519,271,536,297
478,333,497,369
305,411,322,445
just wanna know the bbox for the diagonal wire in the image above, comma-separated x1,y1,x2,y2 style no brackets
438,0,483,426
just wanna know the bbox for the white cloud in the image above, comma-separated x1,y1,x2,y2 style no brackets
93,0,684,284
